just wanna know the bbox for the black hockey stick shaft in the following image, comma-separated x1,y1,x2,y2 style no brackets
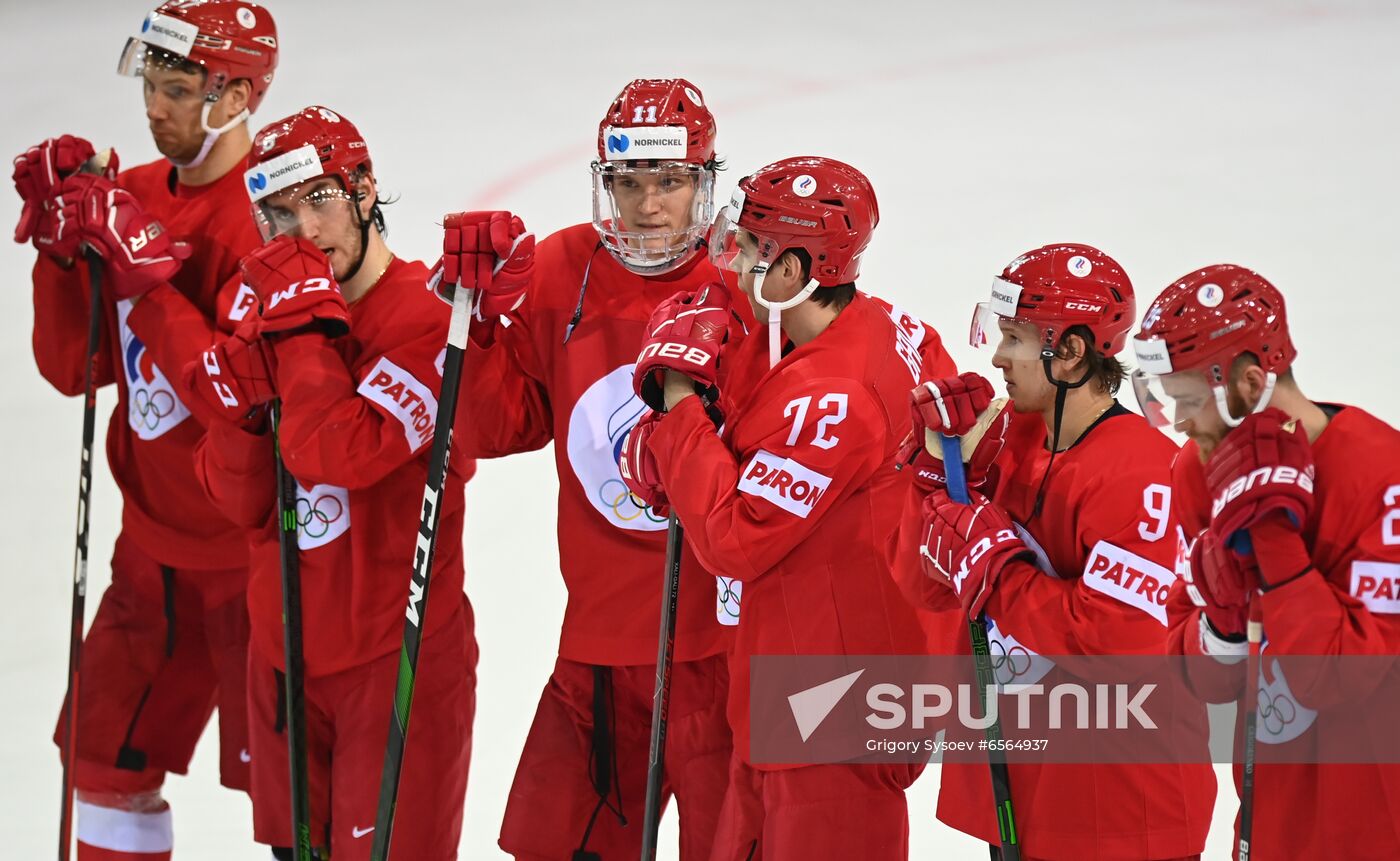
369,284,473,861
640,511,683,861
942,435,1021,861
1237,600,1263,861
57,250,104,861
272,403,316,861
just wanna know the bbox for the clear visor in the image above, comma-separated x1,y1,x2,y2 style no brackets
969,303,1056,362
707,208,778,278
119,37,219,96
250,179,357,244
591,162,713,276
1130,368,1216,431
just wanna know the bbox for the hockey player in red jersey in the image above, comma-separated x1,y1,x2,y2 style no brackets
1134,265,1400,858
436,78,746,860
185,107,475,861
894,245,1214,860
17,3,277,857
620,156,957,859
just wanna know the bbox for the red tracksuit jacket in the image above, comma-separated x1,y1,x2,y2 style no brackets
454,223,754,666
648,291,956,768
1167,404,1400,858
31,158,257,569
195,258,472,676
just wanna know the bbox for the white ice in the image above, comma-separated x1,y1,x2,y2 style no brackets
2,0,1397,857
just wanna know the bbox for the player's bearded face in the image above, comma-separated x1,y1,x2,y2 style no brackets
261,178,366,281
610,168,697,253
142,66,208,162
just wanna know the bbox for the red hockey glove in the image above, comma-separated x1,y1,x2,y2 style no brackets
900,394,1011,492
1242,511,1314,591
1205,408,1314,554
182,321,277,431
1182,527,1256,639
12,135,117,247
240,235,350,338
617,409,669,517
919,488,1034,620
52,173,189,299
634,283,731,417
437,210,532,343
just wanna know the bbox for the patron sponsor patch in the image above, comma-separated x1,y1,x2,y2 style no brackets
1351,561,1400,613
358,357,437,450
738,449,831,518
1083,540,1174,625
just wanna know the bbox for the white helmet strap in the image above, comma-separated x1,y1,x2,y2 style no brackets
1212,371,1278,427
752,264,818,369
168,99,249,169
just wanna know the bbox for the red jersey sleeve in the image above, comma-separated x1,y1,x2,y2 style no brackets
986,463,1181,655
273,315,445,490
455,303,553,458
31,253,114,396
194,419,275,529
125,274,246,426
648,378,885,583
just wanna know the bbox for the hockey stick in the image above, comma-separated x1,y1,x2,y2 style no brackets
271,403,317,861
1237,599,1263,861
369,282,473,861
640,511,683,861
941,434,1022,861
56,248,104,861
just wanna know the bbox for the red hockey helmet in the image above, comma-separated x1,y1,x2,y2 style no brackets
970,243,1135,361
117,1,279,113
709,156,879,289
595,78,716,166
591,78,718,275
1131,264,1296,430
244,106,374,242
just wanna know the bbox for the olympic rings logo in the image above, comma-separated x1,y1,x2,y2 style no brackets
295,493,346,539
988,639,1034,686
1258,687,1297,737
131,386,176,430
717,577,740,620
598,478,667,524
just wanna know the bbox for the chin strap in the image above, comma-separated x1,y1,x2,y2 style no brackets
752,265,818,370
1031,351,1095,519
168,100,249,170
1212,371,1279,427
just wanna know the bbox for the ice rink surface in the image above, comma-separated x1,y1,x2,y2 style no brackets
2,0,1397,857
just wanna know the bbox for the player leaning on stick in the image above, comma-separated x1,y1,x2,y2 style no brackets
891,245,1215,860
620,157,956,859
184,107,476,861
17,3,277,857
1135,265,1400,859
438,78,748,860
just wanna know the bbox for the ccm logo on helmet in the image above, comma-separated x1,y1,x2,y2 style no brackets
738,449,831,518
1210,466,1315,519
1064,301,1103,313
1082,540,1175,625
638,341,713,367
